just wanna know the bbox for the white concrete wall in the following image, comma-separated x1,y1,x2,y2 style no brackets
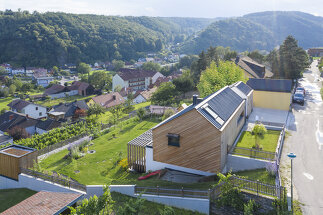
112,74,126,91
12,69,25,75
0,174,85,195
85,185,135,199
133,94,146,104
152,72,164,84
146,147,213,176
224,154,270,172
22,104,47,119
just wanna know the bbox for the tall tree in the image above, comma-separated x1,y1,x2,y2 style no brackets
173,70,194,96
88,71,112,89
77,62,91,74
151,82,177,106
141,62,161,72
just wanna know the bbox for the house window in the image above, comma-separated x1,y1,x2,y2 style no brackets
167,133,180,147
39,112,42,116
237,111,244,125
35,107,38,110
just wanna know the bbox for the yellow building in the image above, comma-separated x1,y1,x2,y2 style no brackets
247,78,292,111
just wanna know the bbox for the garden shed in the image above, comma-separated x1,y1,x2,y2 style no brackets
0,144,37,180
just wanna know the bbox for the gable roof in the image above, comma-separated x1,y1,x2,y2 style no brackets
235,56,273,78
155,84,244,130
247,78,292,93
91,92,125,108
36,119,62,131
2,191,83,215
140,87,157,100
44,84,66,95
117,68,157,81
68,81,91,91
8,99,31,111
0,111,38,132
231,81,253,96
50,100,89,118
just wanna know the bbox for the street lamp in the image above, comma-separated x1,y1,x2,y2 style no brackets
287,152,296,215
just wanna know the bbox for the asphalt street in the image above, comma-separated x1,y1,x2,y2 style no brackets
282,60,323,214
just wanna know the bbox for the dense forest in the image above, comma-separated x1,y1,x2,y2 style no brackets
181,11,323,53
0,10,215,68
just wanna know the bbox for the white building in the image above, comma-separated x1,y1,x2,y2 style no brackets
11,68,25,76
8,99,47,119
112,68,164,91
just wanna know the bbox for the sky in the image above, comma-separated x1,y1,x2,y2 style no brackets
0,0,322,18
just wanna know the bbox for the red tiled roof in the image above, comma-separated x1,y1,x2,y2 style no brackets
69,81,90,91
44,84,66,95
92,92,125,108
2,191,83,215
118,68,157,81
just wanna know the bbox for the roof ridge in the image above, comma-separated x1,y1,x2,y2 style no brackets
194,86,228,109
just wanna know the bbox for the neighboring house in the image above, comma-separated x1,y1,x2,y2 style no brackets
2,191,83,215
44,84,78,99
307,48,323,57
0,63,12,74
119,87,134,100
26,67,47,77
33,70,54,87
8,99,47,119
48,100,89,122
69,81,95,96
11,68,25,76
128,82,253,174
88,92,125,108
112,68,164,91
235,56,273,79
146,105,177,115
0,111,39,135
0,133,13,146
247,78,292,111
36,118,62,134
133,87,157,104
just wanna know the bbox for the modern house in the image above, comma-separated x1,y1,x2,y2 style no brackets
128,82,253,174
247,78,292,111
235,56,273,79
8,99,47,119
133,87,157,104
112,68,164,91
88,92,125,108
48,100,89,122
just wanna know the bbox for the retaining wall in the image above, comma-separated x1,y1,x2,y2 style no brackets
225,154,270,172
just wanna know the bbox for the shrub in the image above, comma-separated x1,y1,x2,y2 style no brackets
244,199,260,215
118,158,128,170
252,123,267,136
162,108,175,121
266,162,278,177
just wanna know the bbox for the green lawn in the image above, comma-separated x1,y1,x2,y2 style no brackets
235,130,280,152
36,94,94,107
111,192,203,215
0,97,13,110
233,168,276,185
39,118,217,189
0,188,37,212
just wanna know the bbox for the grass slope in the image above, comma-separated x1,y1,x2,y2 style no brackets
0,97,13,110
0,188,37,212
233,168,276,185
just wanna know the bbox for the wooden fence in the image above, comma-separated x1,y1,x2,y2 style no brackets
134,186,210,199
20,168,87,192
232,146,276,161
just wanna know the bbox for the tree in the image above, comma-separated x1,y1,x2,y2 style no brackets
151,82,177,106
110,104,123,124
13,79,23,91
0,66,6,75
8,126,29,140
252,123,267,150
88,71,111,89
173,70,194,96
197,61,247,97
141,62,161,72
69,186,114,215
247,50,265,63
162,108,175,121
9,84,16,95
87,104,105,117
178,55,199,69
223,50,238,61
52,66,59,76
136,107,146,121
112,60,125,71
77,62,91,74
117,195,146,215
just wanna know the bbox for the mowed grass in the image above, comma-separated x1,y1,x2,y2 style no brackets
36,94,94,107
39,118,218,189
235,130,280,152
233,168,276,185
0,97,13,110
0,188,37,212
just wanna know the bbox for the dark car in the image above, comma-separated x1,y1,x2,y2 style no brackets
293,93,304,106
296,87,306,96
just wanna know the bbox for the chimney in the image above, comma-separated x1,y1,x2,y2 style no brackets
113,95,116,100
193,95,198,105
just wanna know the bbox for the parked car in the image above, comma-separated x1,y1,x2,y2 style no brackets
296,87,305,96
293,93,304,106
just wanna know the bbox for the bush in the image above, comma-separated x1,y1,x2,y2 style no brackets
266,162,278,177
252,123,267,136
162,108,175,121
244,199,260,215
118,158,128,170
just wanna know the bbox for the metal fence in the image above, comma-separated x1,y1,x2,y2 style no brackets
134,186,210,199
20,168,87,192
37,133,88,156
232,146,276,161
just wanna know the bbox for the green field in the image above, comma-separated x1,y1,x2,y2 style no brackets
0,188,37,212
235,130,280,152
36,94,94,107
39,118,217,189
0,97,13,110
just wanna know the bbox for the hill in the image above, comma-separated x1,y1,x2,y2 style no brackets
180,11,323,53
0,11,214,68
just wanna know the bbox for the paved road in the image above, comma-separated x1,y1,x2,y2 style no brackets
282,60,323,214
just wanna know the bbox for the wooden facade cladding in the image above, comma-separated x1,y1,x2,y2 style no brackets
128,143,146,173
153,109,222,173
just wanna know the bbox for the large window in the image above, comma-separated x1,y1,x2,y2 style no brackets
167,133,180,147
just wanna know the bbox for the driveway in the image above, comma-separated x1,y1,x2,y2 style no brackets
249,107,289,125
280,60,323,214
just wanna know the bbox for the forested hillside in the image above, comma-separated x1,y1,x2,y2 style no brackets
0,11,213,68
180,11,323,53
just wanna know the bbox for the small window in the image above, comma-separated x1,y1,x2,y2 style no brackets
35,107,38,110
39,112,42,116
167,133,180,147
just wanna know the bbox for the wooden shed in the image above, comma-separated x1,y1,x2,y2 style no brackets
0,145,37,180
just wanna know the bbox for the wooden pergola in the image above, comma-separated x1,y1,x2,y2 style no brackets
127,129,152,173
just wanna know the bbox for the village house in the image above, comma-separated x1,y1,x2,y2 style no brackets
48,100,89,122
88,92,125,108
8,99,47,119
11,67,25,76
133,87,157,104
0,111,39,135
128,81,254,174
43,81,94,99
35,118,62,134
69,81,95,96
235,56,273,79
33,70,54,87
112,68,164,91
0,63,12,74
307,47,323,57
